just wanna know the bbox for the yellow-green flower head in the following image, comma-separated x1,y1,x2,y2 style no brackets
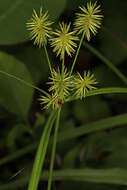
74,1,103,41
39,93,63,109
26,8,52,47
48,68,72,99
73,71,97,99
50,22,78,60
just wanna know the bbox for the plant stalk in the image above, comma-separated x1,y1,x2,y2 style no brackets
27,110,56,190
47,108,61,190
44,45,52,74
70,32,84,76
62,56,65,74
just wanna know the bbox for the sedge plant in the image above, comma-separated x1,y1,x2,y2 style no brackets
26,1,103,190
1,1,127,189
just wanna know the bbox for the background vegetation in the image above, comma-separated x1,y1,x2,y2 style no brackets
1,0,127,189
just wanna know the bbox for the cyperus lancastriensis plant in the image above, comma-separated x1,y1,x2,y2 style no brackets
26,2,102,190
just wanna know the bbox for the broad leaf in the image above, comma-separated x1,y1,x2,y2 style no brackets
0,51,33,119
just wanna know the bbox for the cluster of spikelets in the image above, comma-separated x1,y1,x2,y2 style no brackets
27,1,103,109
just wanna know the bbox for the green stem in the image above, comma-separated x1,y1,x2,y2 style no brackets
44,45,52,74
62,57,65,74
70,33,85,76
47,108,61,190
84,42,127,85
0,70,48,96
28,110,56,190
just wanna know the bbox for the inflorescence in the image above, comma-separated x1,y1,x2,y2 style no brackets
50,22,78,60
26,8,52,47
27,1,103,109
74,1,103,41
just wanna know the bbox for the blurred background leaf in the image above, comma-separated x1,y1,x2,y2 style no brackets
100,0,127,65
0,0,66,45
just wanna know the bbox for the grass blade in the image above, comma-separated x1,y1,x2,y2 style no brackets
68,87,127,102
1,168,127,189
87,87,127,97
84,42,127,85
27,110,56,190
1,112,127,167
58,113,127,141
0,70,48,96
